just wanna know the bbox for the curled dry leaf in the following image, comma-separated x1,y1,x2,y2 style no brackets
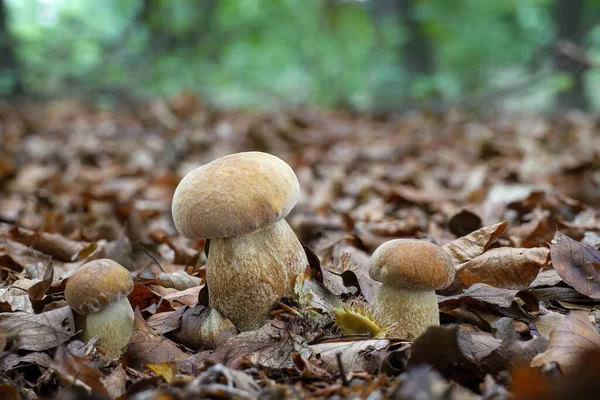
0,285,34,313
293,352,333,379
456,247,549,289
146,308,186,335
156,270,202,291
0,306,75,351
184,323,309,372
456,324,502,363
409,325,500,373
151,284,203,308
171,305,237,351
443,220,508,265
481,337,548,375
9,227,91,262
128,284,175,314
529,268,563,288
439,283,538,309
308,339,389,374
535,311,566,339
295,270,342,313
0,352,53,372
102,364,127,400
550,231,600,299
51,345,108,396
531,310,600,374
125,309,188,370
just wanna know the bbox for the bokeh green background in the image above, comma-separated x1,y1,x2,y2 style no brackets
2,0,600,112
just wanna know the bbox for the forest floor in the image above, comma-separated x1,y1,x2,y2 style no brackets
1,94,600,399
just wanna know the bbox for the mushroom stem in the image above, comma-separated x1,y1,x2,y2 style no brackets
371,285,439,340
208,219,307,331
83,297,134,358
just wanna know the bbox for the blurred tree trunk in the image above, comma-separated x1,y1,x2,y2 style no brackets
372,0,434,76
553,0,587,111
0,0,21,96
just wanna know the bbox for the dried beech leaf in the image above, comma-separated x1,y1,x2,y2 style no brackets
293,353,332,379
156,270,202,291
184,323,309,372
531,310,600,374
0,288,34,313
456,325,501,363
0,352,53,372
146,308,186,335
51,346,108,396
439,283,537,309
530,268,563,288
535,311,566,339
456,247,549,289
171,305,237,351
294,271,342,313
550,231,600,299
482,337,548,375
308,339,389,374
128,284,175,313
102,364,127,400
126,309,188,370
9,227,88,262
443,220,508,265
0,306,75,351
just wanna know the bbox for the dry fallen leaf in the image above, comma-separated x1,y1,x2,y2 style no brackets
443,220,508,265
50,345,108,397
156,270,202,290
482,337,547,375
550,231,600,299
308,339,389,374
0,306,75,351
531,310,600,374
456,247,549,289
125,309,188,370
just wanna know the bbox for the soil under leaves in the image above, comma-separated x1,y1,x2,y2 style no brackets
1,95,600,399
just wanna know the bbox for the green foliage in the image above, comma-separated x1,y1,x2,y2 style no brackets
3,0,600,109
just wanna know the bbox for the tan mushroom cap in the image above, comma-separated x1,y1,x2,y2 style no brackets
369,239,455,291
172,152,300,239
65,259,134,314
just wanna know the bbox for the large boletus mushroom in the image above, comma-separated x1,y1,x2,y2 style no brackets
172,152,308,331
369,239,455,340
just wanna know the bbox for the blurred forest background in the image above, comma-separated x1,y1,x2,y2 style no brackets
1,0,600,113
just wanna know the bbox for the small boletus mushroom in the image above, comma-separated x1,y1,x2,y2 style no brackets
369,239,455,340
65,259,134,358
172,151,308,331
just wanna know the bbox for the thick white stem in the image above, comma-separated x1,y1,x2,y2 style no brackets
371,285,439,340
208,219,307,331
83,297,134,358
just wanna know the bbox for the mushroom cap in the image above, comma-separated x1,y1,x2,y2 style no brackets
172,151,300,239
65,259,134,314
369,239,455,291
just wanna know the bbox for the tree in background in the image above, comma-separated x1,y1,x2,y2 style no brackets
553,0,588,110
0,0,20,96
371,0,435,106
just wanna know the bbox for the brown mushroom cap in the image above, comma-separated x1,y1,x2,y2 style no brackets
172,152,300,239
369,239,455,291
65,259,134,314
